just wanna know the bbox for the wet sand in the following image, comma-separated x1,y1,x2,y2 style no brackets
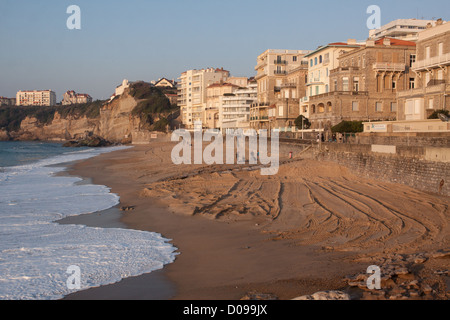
62,142,449,300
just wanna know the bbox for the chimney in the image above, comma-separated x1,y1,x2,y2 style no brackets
426,23,432,29
383,38,391,46
347,39,357,45
436,18,443,25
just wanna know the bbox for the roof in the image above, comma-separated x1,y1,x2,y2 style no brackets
374,37,416,47
304,42,362,57
207,82,240,89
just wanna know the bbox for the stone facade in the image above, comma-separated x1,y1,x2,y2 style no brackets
397,20,450,120
308,38,416,129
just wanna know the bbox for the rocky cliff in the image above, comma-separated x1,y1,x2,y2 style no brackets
1,83,177,144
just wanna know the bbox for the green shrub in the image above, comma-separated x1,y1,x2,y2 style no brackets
331,121,363,133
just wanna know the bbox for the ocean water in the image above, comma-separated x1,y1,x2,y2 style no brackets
0,142,177,300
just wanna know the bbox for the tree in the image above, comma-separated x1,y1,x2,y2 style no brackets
294,115,311,129
331,121,363,133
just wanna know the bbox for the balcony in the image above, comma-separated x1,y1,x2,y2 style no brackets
274,59,287,65
373,62,406,72
281,83,297,88
309,91,369,100
255,60,268,70
274,70,287,75
397,81,446,98
412,53,450,71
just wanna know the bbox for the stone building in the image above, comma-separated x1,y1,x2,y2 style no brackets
62,90,93,105
307,37,416,129
251,49,310,131
269,63,308,130
397,19,450,120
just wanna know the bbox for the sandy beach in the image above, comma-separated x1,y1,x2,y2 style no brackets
62,142,450,300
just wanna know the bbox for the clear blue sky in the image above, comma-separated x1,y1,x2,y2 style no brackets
1,0,449,101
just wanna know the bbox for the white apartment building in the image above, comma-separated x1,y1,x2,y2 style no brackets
178,68,230,128
300,41,362,118
369,19,442,42
16,90,56,106
219,81,257,132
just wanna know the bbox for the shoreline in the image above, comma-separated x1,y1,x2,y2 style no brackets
60,142,449,300
59,144,367,300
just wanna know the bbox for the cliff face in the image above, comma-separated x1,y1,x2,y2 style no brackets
6,90,142,143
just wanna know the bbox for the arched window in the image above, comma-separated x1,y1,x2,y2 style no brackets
314,57,318,65
310,59,313,67
319,55,323,63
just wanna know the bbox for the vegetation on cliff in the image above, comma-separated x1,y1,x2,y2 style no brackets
129,82,178,130
0,100,104,132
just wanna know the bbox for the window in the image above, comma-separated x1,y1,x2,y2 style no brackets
390,102,397,112
375,102,383,112
334,79,338,91
426,46,431,59
409,78,415,89
392,80,397,90
314,57,318,65
310,59,313,67
278,106,283,116
352,101,359,111
429,98,434,109
353,77,359,92
319,55,322,63
325,84,329,93
343,77,349,91
315,86,319,95
293,56,297,62
425,72,430,86
410,54,416,67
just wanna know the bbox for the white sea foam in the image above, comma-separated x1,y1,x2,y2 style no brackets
0,146,178,300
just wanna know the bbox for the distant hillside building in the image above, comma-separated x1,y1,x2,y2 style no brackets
0,96,15,106
109,79,130,101
154,78,177,88
62,90,93,105
16,90,56,106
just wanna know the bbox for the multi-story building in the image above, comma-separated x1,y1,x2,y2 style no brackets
251,49,310,131
369,19,441,42
0,96,15,106
300,41,362,120
307,37,416,129
219,80,257,132
177,68,230,128
205,82,240,129
62,90,93,105
269,62,308,130
16,90,56,106
397,19,450,120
